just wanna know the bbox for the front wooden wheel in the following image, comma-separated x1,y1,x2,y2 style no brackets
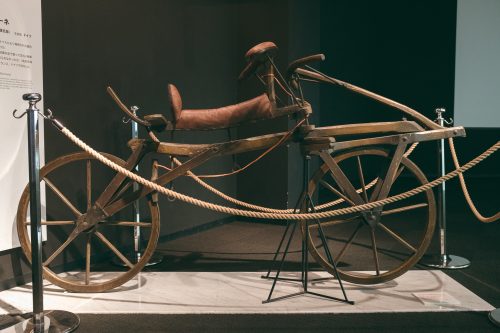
302,148,436,284
16,152,160,292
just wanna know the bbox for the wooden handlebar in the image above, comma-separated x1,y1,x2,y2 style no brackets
295,68,441,130
106,86,151,127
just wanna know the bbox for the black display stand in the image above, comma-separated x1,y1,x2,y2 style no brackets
2,94,79,333
262,155,353,305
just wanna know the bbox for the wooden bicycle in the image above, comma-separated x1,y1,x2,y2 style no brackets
16,42,466,292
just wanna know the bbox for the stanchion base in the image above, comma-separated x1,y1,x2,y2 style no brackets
420,254,471,269
489,308,500,327
0,310,79,333
112,252,163,267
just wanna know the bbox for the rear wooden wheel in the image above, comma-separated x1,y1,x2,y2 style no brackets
17,152,160,292
302,148,436,284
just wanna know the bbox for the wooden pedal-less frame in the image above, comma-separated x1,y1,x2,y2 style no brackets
16,46,465,292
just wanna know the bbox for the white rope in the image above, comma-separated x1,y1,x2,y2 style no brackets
60,126,499,221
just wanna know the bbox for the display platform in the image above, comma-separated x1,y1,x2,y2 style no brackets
0,270,493,315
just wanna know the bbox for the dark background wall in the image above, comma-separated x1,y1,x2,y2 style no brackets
1,0,498,289
319,0,458,180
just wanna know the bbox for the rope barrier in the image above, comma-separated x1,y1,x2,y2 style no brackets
159,143,418,213
57,122,500,221
448,138,500,223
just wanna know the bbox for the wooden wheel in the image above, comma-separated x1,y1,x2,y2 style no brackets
302,147,436,284
16,152,160,292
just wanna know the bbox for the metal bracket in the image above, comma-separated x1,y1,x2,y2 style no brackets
122,105,140,123
13,108,53,120
434,107,453,126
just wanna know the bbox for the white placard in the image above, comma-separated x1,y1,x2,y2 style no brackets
0,0,44,251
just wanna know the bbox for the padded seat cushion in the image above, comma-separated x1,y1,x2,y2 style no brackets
244,41,278,60
168,84,273,130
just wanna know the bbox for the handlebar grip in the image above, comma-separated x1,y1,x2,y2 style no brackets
286,54,325,78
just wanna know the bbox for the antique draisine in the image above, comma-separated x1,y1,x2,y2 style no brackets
16,42,498,293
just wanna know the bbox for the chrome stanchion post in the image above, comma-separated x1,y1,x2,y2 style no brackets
3,94,79,333
420,107,470,269
131,106,142,263
27,93,44,333
114,106,162,267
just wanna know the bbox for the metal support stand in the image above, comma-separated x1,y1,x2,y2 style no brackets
420,108,470,269
114,107,162,267
262,155,353,305
3,94,79,333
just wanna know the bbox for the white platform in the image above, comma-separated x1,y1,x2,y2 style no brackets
0,270,493,314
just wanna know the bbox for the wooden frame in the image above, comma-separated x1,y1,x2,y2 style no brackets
15,50,466,292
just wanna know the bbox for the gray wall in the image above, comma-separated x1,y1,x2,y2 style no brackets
455,0,500,128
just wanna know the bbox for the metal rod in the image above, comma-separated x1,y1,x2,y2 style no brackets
131,109,141,255
262,221,293,279
6,96,80,333
25,93,44,332
306,190,351,303
263,153,353,305
112,107,162,267
303,156,311,292
420,108,470,269
437,111,447,258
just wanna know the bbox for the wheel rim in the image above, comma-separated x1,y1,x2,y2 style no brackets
17,152,160,292
301,148,436,284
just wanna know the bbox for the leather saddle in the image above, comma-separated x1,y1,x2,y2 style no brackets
129,42,308,131
165,84,275,130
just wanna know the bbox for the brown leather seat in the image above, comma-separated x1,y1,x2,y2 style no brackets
168,84,274,130
245,41,278,60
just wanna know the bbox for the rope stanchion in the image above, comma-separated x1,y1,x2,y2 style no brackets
54,119,500,221
112,112,163,268
6,95,79,333
421,108,470,270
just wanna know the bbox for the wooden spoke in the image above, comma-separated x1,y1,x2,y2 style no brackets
95,231,133,269
109,179,134,205
356,156,369,202
370,229,380,275
309,215,360,229
319,179,356,206
16,151,161,292
25,220,74,226
86,160,92,210
335,221,363,262
85,235,91,285
370,165,407,202
43,228,80,266
302,148,436,285
369,177,383,202
395,165,406,181
378,223,417,253
100,221,152,227
43,177,81,217
362,177,379,193
381,203,428,216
